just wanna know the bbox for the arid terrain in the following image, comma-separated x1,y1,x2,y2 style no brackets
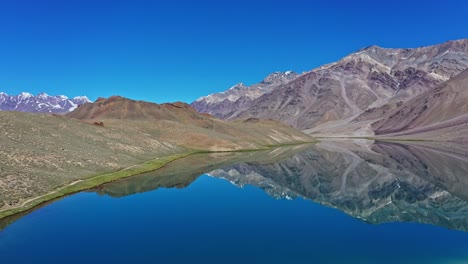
0,96,313,218
371,69,468,141
193,39,468,140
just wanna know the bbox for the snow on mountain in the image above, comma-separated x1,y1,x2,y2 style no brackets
0,92,91,114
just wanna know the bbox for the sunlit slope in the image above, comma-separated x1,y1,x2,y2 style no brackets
0,96,313,214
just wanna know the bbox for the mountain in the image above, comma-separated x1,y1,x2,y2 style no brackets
0,95,313,217
0,92,90,113
191,39,468,138
371,69,468,141
0,109,183,213
191,71,298,119
67,95,313,151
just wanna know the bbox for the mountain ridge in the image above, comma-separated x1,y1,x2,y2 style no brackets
66,95,314,151
191,39,468,140
0,92,90,113
191,71,298,119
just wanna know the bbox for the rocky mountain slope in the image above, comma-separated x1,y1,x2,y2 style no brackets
191,71,298,119
192,39,468,138
371,69,468,141
0,92,90,113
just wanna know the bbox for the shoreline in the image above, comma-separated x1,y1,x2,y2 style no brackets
0,152,195,220
0,141,318,221
2,137,431,221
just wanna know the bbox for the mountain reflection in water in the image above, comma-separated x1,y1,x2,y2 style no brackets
96,140,468,232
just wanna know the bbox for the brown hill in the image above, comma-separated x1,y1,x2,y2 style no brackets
68,96,201,122
67,96,313,151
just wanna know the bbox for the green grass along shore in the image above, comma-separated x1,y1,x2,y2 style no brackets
4,137,429,221
0,152,194,220
0,141,319,220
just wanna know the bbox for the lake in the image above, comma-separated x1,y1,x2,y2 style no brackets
1,140,468,263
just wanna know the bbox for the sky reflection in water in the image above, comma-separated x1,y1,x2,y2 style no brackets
1,140,468,264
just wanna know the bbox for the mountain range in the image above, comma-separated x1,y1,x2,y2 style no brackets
191,71,298,119
3,39,467,140
192,39,468,140
0,92,90,113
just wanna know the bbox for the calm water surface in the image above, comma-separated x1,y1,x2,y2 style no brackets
1,141,468,264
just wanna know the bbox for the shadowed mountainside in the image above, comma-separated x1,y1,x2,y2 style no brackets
371,69,468,141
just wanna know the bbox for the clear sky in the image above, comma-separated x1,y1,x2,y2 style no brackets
0,0,467,103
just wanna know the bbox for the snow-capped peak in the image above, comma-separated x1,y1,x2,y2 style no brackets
192,70,298,108
262,70,297,84
19,92,33,99
37,92,49,98
0,91,92,114
73,96,91,103
227,82,246,90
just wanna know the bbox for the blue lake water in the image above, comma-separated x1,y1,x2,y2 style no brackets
1,141,468,263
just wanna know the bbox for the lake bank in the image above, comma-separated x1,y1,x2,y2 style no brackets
0,152,194,220
0,141,317,221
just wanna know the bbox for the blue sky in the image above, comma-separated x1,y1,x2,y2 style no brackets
0,0,467,103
